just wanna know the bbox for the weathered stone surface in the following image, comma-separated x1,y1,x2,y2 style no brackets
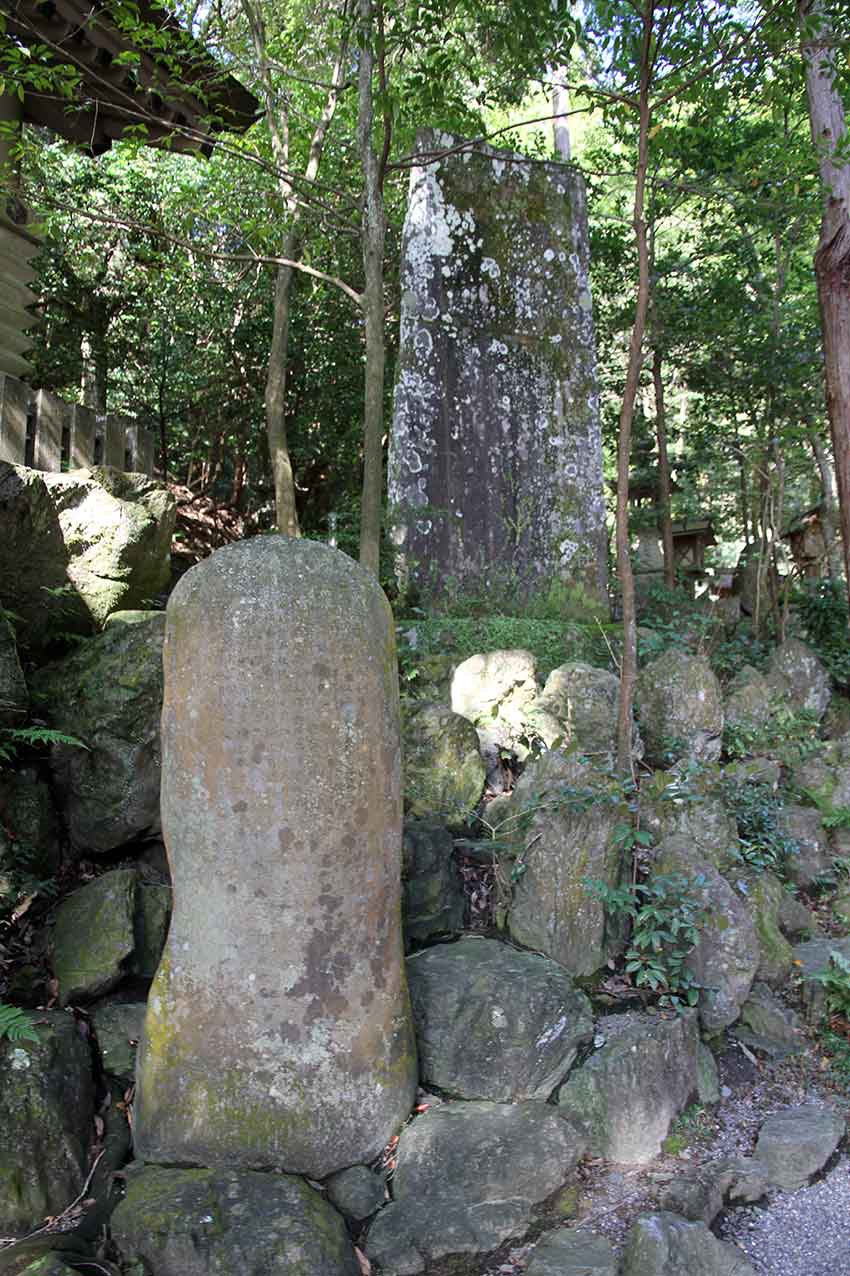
783,804,831,887
696,1042,720,1105
91,999,146,1083
767,638,832,720
451,648,540,775
401,821,464,943
526,1230,617,1276
736,870,794,985
365,1101,586,1275
110,1165,358,1276
0,1011,95,1234
31,612,165,855
734,984,804,1059
777,890,820,940
636,652,723,766
402,701,485,824
754,1106,845,1191
557,1011,699,1164
525,661,641,766
793,936,850,1018
507,752,620,977
723,665,773,736
658,1158,767,1226
822,695,850,741
622,1212,755,1276
407,937,593,1101
642,770,735,868
389,133,607,611
734,545,777,620
130,880,171,979
0,768,60,891
0,615,27,727
791,732,850,812
51,869,136,1005
657,839,759,1032
325,1166,386,1221
134,538,417,1178
40,468,175,626
0,463,78,655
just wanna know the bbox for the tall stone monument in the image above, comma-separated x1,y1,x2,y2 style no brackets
134,537,417,1177
389,132,608,611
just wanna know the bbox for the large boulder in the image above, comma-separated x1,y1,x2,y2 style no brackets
51,868,137,1005
791,732,850,812
365,1101,586,1275
557,1011,700,1164
636,651,723,767
402,702,485,824
793,936,850,1019
91,999,147,1084
767,638,832,720
656,839,759,1032
0,463,175,656
622,1212,755,1276
526,1231,617,1276
506,752,621,978
451,649,540,777
31,611,165,855
407,937,593,1101
783,804,831,887
734,984,805,1059
134,538,417,1179
754,1106,845,1191
525,661,641,766
0,615,27,727
723,665,773,737
642,769,735,867
736,870,794,985
110,1165,358,1276
0,1011,95,1235
401,821,464,944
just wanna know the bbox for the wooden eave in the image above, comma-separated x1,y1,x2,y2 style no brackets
1,0,258,154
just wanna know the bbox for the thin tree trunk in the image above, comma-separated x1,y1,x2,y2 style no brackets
809,426,843,578
266,246,301,537
551,66,572,161
357,0,385,577
615,0,654,777
653,346,675,590
799,0,850,606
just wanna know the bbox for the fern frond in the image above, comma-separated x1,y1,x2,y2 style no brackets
0,1003,39,1043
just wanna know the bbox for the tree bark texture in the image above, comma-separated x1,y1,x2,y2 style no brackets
653,346,675,590
799,0,850,606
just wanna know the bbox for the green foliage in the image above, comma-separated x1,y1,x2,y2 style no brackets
795,580,850,687
585,872,709,1011
722,704,821,764
711,629,770,682
812,950,850,1019
0,1002,39,1044
721,779,798,875
0,726,88,766
820,1028,850,1093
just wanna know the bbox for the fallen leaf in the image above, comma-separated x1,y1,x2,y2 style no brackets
354,1246,371,1275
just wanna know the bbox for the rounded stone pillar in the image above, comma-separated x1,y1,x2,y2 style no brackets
134,537,417,1177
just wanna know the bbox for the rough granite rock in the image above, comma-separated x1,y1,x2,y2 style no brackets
91,999,147,1083
130,879,172,979
657,838,759,1032
642,770,735,868
507,751,621,977
31,612,165,855
766,638,832,720
734,983,805,1059
734,869,794,986
622,1212,755,1275
451,648,540,774
723,665,774,735
791,732,850,812
777,890,820,940
324,1165,386,1221
525,1230,617,1276
557,1011,700,1164
0,615,27,727
51,869,137,1005
407,936,593,1101
134,538,417,1178
783,804,831,888
658,1158,768,1224
754,1106,845,1191
636,652,723,766
364,1101,586,1275
793,936,850,1019
388,132,607,611
401,821,464,944
525,661,642,767
0,1011,95,1235
402,701,485,824
110,1165,358,1276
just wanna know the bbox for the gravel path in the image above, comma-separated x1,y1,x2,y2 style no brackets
719,1157,850,1275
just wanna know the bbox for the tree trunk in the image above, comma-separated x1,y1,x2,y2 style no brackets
809,426,843,578
652,346,675,590
799,0,850,606
357,0,385,578
615,0,654,777
551,66,572,161
266,243,301,537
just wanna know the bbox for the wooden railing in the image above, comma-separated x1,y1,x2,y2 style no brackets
0,373,156,476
